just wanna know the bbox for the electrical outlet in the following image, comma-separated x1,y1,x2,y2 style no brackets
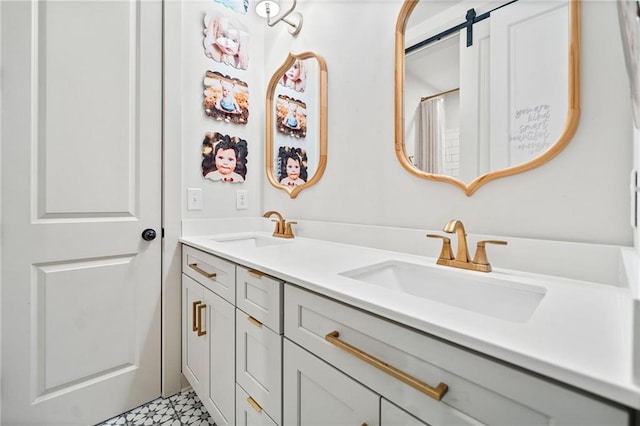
187,188,203,211
236,190,248,210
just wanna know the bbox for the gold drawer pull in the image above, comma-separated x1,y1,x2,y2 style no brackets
189,263,217,279
197,303,206,336
248,269,265,278
325,331,448,401
247,396,262,412
247,316,263,327
192,300,201,332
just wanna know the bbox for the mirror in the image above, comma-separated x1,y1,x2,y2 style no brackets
395,0,581,195
266,51,328,198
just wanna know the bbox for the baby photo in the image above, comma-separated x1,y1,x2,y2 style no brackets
276,95,307,138
277,146,308,187
201,132,248,183
203,12,249,70
203,71,249,124
279,58,307,93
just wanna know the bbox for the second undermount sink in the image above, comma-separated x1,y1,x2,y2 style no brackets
340,260,546,323
211,234,293,248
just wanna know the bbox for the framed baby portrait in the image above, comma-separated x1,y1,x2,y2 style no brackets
279,58,307,92
276,95,306,138
201,132,249,183
203,71,249,124
203,11,249,70
265,51,327,198
276,146,308,188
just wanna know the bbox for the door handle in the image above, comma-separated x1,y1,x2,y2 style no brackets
189,263,217,279
192,301,201,332
141,228,157,241
197,303,206,336
246,396,262,412
325,331,448,401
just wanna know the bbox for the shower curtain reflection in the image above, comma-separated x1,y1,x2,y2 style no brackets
416,90,460,177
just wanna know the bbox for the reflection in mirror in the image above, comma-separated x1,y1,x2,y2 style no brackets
266,52,327,198
396,0,581,195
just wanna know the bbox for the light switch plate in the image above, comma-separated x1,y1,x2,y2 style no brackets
187,188,203,211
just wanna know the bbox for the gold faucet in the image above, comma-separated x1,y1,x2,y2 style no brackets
427,219,506,272
263,210,296,238
443,219,471,263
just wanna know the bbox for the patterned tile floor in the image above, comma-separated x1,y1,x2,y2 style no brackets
97,389,215,426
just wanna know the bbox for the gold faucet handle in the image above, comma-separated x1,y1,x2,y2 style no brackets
270,219,284,235
283,221,297,238
426,234,454,260
472,240,507,267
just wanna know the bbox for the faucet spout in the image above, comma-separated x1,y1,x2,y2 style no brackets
443,219,470,262
263,210,284,222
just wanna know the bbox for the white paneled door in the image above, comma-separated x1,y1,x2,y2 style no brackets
1,1,163,424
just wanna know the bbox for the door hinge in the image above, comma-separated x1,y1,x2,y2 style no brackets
631,170,638,229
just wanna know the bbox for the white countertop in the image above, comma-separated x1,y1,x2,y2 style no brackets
180,232,640,409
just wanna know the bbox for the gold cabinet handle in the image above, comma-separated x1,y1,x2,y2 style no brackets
325,331,448,401
192,301,201,332
247,316,263,327
197,303,206,336
248,269,264,278
246,396,262,412
189,263,217,279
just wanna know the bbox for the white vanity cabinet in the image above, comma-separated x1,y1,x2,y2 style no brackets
181,247,236,426
180,241,633,426
235,266,284,425
284,284,630,426
182,245,286,426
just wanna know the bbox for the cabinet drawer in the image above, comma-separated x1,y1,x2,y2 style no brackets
283,339,379,426
284,284,629,426
183,245,235,304
236,309,282,423
236,266,283,333
236,384,279,426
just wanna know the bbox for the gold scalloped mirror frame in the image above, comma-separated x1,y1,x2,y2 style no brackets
395,0,581,196
266,51,328,198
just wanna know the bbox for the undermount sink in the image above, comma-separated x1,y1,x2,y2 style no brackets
340,260,546,323
211,234,292,248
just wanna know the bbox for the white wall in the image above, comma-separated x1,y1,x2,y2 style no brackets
177,1,633,246
167,0,268,394
180,1,266,221
257,0,633,246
